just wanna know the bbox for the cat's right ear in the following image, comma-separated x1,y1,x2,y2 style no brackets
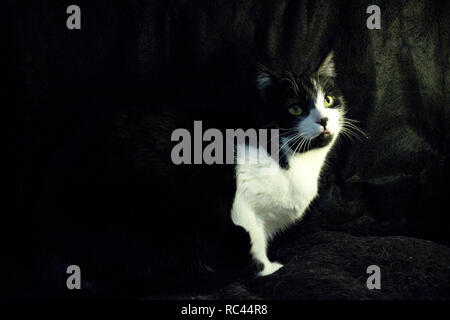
256,64,277,100
317,51,336,78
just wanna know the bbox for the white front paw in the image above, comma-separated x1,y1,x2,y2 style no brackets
258,261,283,277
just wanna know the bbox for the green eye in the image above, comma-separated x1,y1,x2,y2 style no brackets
288,105,302,116
324,95,334,107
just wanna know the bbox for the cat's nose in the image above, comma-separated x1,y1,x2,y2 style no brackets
317,117,328,128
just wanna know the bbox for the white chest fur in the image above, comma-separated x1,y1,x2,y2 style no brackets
231,143,332,276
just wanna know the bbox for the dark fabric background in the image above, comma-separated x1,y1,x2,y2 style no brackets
7,0,450,299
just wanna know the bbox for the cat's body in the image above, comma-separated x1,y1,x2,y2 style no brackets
232,141,335,275
231,53,343,275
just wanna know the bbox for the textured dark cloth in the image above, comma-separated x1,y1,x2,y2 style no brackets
147,232,450,300
7,0,450,299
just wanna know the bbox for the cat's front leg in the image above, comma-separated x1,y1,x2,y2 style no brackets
248,219,283,277
232,202,283,276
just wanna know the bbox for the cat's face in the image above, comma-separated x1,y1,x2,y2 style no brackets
257,52,344,153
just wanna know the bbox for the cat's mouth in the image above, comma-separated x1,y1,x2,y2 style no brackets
317,130,333,146
312,128,330,140
285,130,333,154
309,130,333,148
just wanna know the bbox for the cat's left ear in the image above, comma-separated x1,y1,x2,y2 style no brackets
256,63,278,100
317,51,336,78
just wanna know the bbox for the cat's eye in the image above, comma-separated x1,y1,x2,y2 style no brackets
288,105,302,116
324,95,334,107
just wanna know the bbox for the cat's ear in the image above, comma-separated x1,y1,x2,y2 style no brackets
256,63,278,99
317,51,336,78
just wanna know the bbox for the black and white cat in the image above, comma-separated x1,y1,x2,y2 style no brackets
232,52,345,276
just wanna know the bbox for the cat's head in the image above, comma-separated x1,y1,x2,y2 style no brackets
257,52,345,154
